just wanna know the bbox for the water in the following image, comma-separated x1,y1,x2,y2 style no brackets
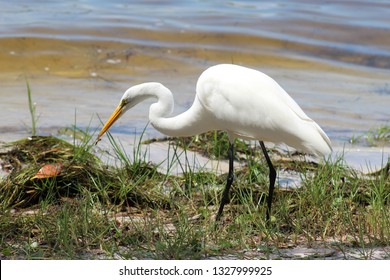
1,0,389,147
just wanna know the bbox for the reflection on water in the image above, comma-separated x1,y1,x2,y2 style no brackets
0,0,389,145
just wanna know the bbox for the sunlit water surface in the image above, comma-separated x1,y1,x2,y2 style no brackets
1,0,389,150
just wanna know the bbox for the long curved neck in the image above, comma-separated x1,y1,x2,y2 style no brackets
145,83,174,120
145,83,213,137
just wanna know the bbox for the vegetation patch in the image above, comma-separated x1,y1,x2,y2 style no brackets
0,131,389,259
350,124,390,146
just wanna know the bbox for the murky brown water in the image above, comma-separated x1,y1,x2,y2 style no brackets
1,0,389,147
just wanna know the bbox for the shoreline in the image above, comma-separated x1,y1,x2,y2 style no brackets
1,130,389,177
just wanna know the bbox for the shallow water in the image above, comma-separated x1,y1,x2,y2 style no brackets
1,0,389,147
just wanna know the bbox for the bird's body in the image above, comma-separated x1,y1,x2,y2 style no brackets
97,64,332,221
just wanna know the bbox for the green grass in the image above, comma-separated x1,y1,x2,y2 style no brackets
350,124,390,146
26,80,38,136
0,85,389,259
0,130,388,259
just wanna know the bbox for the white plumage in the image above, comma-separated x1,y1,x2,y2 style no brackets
97,64,332,221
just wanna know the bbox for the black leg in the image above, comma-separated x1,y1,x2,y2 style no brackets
259,141,276,222
215,142,234,221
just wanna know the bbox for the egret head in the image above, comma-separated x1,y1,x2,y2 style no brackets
95,83,158,143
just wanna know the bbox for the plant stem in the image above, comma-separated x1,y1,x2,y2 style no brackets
26,80,37,136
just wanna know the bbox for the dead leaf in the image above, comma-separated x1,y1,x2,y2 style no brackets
32,163,63,179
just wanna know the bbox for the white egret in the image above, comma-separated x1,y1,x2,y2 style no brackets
96,64,332,222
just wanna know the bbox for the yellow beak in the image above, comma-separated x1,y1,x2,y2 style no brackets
95,104,124,144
